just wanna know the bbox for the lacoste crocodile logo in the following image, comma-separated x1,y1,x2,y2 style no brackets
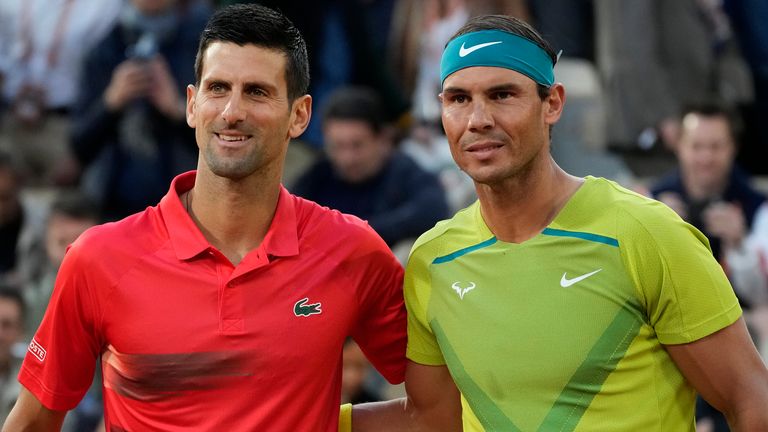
294,298,322,317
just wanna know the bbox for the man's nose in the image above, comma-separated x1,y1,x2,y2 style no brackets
467,100,494,132
221,93,246,124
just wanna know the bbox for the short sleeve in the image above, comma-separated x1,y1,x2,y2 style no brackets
18,241,103,411
404,245,446,365
618,204,741,345
349,233,408,384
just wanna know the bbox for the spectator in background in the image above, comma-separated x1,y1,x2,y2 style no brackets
651,104,766,432
342,339,382,405
0,0,122,186
291,86,449,252
0,152,47,288
595,0,753,152
651,104,765,306
23,191,99,334
0,287,24,425
71,0,211,221
740,202,768,359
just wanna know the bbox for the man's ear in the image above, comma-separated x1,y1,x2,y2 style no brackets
289,94,312,139
543,83,566,126
186,84,197,128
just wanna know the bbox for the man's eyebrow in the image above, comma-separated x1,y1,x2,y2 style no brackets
243,81,278,94
486,83,523,93
441,86,467,95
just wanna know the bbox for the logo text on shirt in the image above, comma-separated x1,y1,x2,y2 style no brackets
28,338,47,362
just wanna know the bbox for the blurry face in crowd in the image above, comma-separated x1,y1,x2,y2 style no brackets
186,42,311,181
0,297,22,368
45,214,97,268
0,168,20,226
440,66,563,187
323,119,390,184
131,0,177,16
677,113,736,194
341,340,371,403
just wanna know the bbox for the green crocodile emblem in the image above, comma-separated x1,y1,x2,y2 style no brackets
294,297,322,317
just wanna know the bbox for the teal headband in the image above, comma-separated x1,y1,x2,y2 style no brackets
440,29,555,87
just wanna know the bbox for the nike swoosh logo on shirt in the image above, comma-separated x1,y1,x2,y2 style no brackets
560,268,602,288
459,41,503,57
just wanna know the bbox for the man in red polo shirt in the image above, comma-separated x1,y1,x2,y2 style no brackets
3,4,407,431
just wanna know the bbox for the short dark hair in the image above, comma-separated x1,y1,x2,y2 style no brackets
0,285,25,324
194,3,309,101
322,86,386,134
49,190,100,222
449,15,557,100
681,102,743,144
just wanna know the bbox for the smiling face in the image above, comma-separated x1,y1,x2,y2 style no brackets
677,113,736,195
440,66,563,187
186,42,311,181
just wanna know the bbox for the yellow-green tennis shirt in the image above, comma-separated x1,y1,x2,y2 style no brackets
405,176,741,431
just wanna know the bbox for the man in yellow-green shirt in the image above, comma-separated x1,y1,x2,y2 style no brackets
345,13,768,432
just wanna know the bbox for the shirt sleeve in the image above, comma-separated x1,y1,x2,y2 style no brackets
618,203,742,345
348,231,408,384
17,241,103,411
404,242,446,366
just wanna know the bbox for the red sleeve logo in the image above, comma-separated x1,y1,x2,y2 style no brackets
28,338,47,362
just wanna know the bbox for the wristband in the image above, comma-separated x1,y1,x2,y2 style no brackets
339,403,352,432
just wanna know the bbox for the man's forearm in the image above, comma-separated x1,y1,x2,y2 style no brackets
351,398,413,432
726,401,768,432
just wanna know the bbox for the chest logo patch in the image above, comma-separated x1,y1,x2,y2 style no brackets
294,297,322,317
451,282,476,299
560,268,602,288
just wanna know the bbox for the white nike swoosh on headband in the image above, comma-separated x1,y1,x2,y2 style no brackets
459,41,503,57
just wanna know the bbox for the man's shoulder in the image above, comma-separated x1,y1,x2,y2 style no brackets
409,203,481,260
291,193,388,249
69,208,166,262
562,177,683,239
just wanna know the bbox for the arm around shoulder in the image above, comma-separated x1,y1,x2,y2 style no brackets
351,361,462,432
2,386,66,431
665,317,768,431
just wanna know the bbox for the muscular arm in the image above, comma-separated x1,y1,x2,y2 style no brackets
2,386,67,432
665,317,768,431
352,361,462,432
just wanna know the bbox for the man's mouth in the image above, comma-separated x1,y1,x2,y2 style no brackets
216,133,249,142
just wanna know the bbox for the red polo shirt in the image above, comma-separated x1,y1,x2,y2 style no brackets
19,171,407,431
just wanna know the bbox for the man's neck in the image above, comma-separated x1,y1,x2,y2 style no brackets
475,158,583,243
189,169,282,266
682,174,726,202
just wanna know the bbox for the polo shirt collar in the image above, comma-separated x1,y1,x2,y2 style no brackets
160,171,300,261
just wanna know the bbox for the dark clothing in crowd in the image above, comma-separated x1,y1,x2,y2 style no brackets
651,168,765,259
71,5,210,221
292,152,449,246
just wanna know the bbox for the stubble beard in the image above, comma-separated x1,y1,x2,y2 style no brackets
203,140,263,181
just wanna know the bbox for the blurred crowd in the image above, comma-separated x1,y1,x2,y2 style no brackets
1,0,767,430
